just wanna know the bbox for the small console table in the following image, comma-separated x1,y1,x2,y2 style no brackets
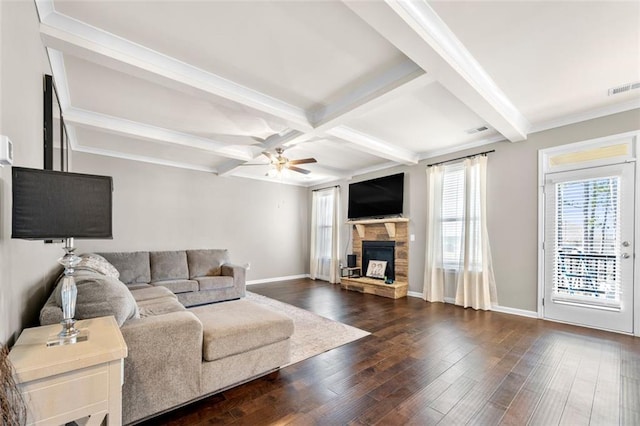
340,267,361,278
8,316,128,425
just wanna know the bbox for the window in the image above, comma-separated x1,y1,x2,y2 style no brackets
553,176,621,304
310,187,340,283
314,190,334,260
441,162,481,270
424,155,496,310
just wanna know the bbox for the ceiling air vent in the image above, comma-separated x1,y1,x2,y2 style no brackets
608,81,640,96
465,126,489,135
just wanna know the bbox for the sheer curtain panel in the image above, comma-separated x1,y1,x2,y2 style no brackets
423,156,497,310
423,165,446,302
310,187,341,284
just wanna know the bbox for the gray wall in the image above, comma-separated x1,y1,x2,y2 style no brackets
319,109,640,312
0,1,61,345
72,152,310,282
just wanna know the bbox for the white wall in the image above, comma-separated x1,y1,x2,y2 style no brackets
0,1,61,345
72,152,310,282
319,109,640,313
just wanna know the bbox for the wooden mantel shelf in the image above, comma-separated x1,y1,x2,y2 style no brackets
347,217,409,238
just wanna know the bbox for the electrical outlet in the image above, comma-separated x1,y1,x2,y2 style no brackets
410,234,415,242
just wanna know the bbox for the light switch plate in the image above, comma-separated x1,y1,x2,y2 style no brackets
0,135,13,166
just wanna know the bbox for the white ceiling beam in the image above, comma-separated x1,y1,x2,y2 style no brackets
38,9,435,170
327,126,419,165
65,108,254,161
71,137,219,174
38,11,313,132
34,3,431,182
311,60,428,129
345,0,530,142
313,70,437,133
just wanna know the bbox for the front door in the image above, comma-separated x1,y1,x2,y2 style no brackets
544,162,635,333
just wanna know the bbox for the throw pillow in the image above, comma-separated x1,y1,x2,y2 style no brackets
54,270,139,327
76,253,120,278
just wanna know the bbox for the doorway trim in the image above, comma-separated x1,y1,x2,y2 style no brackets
537,130,639,335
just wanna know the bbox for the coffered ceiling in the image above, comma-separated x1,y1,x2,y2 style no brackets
35,0,640,186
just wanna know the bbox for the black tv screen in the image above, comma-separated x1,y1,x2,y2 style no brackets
12,167,113,240
348,173,404,220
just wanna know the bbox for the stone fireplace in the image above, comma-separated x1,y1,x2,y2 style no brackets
341,217,409,299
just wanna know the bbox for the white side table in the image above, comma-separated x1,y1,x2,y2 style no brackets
8,316,128,425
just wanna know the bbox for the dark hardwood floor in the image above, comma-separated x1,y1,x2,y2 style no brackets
139,279,640,425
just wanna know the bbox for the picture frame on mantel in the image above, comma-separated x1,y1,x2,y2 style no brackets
366,260,387,279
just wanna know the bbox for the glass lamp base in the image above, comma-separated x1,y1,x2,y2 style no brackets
46,328,89,347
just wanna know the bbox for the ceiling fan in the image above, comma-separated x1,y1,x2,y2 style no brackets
245,147,317,175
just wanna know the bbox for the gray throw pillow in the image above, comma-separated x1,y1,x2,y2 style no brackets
54,270,140,327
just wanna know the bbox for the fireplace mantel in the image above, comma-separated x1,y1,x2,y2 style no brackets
347,217,409,238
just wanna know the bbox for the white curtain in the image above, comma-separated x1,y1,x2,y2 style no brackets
423,156,497,310
423,164,446,302
310,187,341,284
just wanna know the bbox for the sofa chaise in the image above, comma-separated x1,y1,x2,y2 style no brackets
39,251,294,424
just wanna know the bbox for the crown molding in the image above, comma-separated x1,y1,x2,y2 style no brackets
418,134,506,162
530,99,640,135
350,160,402,179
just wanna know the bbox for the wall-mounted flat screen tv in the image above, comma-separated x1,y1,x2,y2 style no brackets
348,173,404,220
12,167,113,240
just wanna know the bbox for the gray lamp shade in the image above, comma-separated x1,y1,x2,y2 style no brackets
11,167,113,240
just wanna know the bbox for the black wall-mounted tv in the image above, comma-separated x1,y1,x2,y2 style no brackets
12,167,113,240
348,173,404,220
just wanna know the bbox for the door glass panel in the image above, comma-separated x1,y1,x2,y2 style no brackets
553,176,620,306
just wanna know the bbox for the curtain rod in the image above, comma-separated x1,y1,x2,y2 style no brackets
427,149,495,167
312,185,340,192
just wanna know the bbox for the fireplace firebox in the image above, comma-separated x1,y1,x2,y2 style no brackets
362,240,395,280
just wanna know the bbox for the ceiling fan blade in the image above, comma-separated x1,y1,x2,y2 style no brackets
262,151,276,162
287,165,311,175
239,163,268,166
288,158,317,165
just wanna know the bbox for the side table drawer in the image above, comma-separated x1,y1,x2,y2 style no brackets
21,363,110,425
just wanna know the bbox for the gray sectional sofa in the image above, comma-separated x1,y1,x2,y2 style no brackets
99,249,246,307
40,250,294,425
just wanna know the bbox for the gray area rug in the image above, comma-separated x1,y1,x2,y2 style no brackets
246,291,370,366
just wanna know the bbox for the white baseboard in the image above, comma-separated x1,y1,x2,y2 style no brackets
406,292,538,319
491,304,539,319
246,274,310,285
